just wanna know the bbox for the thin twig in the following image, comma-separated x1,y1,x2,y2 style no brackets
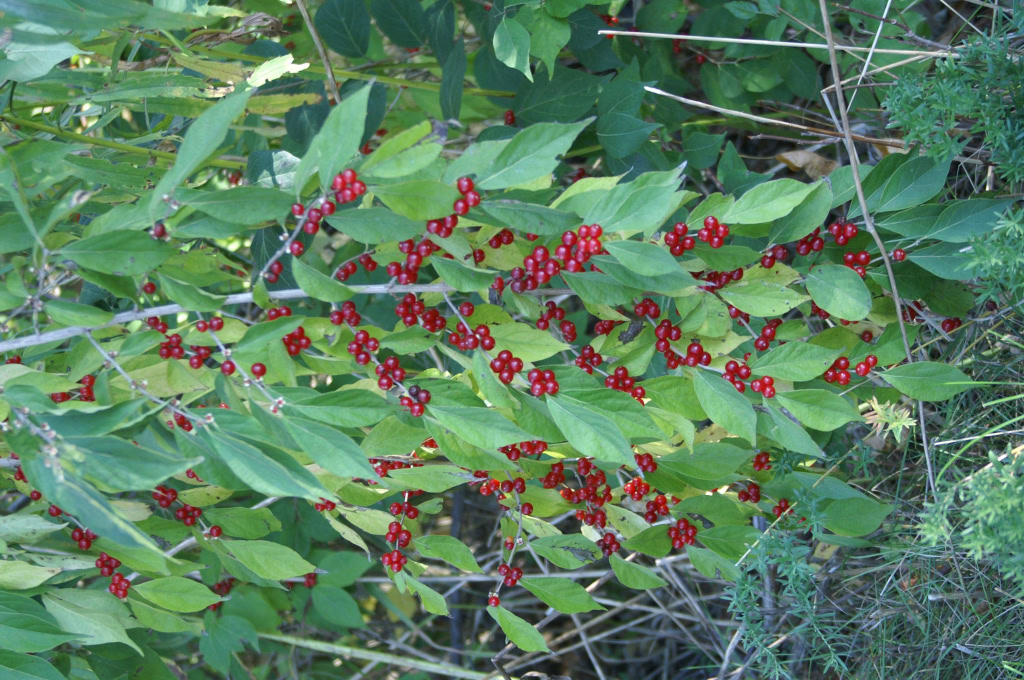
292,0,341,106
599,30,960,56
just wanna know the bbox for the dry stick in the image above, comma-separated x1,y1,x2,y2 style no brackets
292,0,341,105
597,29,961,57
0,285,574,355
815,0,936,498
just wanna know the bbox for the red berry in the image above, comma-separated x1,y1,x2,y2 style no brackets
251,363,267,378
289,241,305,256
892,248,906,261
142,282,156,295
488,595,500,607
221,360,236,376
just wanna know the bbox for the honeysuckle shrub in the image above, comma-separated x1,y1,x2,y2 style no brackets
0,0,1005,677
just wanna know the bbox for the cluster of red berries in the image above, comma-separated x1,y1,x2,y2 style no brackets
823,357,852,385
452,176,482,217
941,317,963,333
70,527,98,550
370,458,419,479
5,355,22,364
623,476,651,501
281,325,311,357
347,329,380,368
696,267,744,292
540,461,565,489
487,228,515,250
729,303,751,322
576,506,608,528
668,517,698,549
336,253,378,281
448,320,494,351
643,494,671,523
599,532,622,556
664,221,697,255
562,458,613,509
485,351,521,385
750,375,776,398
633,298,661,318
772,497,793,518
827,219,859,246
902,301,924,323
737,483,761,503
385,237,445,285
593,319,624,335
842,250,871,278
809,301,831,320
504,110,515,126
752,451,772,471
193,316,225,334
314,497,337,512
538,302,576,341
95,552,121,577
498,440,547,462
497,563,524,587
721,359,753,392
374,355,407,389
168,412,195,432
329,301,362,327
654,319,683,354
603,365,642,398
753,318,784,352
527,368,560,396
697,216,730,248
683,341,713,367
329,168,367,207
795,227,826,256
381,549,408,572
49,391,73,403
107,573,131,599
386,521,413,548
157,333,185,361
760,245,789,269
208,577,236,610
634,452,658,473
145,314,170,335
854,354,879,377
396,294,443,332
574,345,604,374
76,374,96,401
174,503,203,527
388,500,421,520
399,385,431,417
152,485,178,508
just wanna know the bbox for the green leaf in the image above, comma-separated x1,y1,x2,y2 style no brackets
284,417,378,479
823,497,893,536
413,534,483,573
511,64,606,126
775,389,863,430
43,590,142,655
597,112,660,159
431,257,494,292
583,168,690,237
524,10,570,75
907,242,980,281
157,273,225,312
294,83,371,194
385,464,471,492
760,402,823,458
609,553,667,589
311,585,366,627
0,561,60,590
547,396,634,465
149,87,252,217
316,0,371,58
479,200,579,236
867,156,948,215
0,514,66,545
692,370,756,444
488,322,569,361
531,534,602,569
428,405,535,449
494,18,532,81
804,265,871,321
621,525,671,557
292,257,353,303
0,650,68,680
488,606,550,652
697,525,759,561
373,180,461,220
326,207,425,243
749,341,842,382
604,240,681,277
175,187,293,225
0,592,79,653
228,540,315,580
719,279,808,316
287,389,391,427
924,198,1015,243
769,180,833,243
370,0,426,47
722,179,816,224
133,576,222,612
65,436,192,492
202,507,281,539
686,545,740,581
404,576,450,615
204,431,330,501
44,300,113,326
682,131,725,170
880,361,972,401
440,38,467,120
62,230,171,276
472,350,517,409
519,577,604,613
476,119,590,190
